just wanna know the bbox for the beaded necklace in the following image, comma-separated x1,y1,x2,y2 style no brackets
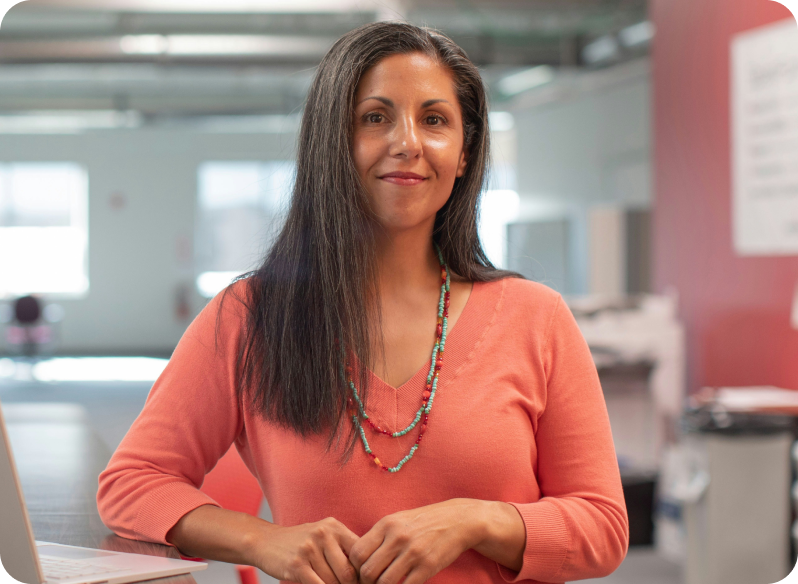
345,244,450,473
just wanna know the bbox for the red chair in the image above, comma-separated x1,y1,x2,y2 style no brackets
199,446,264,584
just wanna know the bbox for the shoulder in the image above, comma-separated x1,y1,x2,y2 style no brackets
216,277,255,319
476,276,565,343
500,276,562,305
185,277,253,348
491,276,563,320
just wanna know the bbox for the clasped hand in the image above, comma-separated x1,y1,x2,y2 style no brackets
268,499,485,584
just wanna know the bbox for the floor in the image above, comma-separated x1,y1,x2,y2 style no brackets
0,373,683,584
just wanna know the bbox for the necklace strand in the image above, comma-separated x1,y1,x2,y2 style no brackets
346,244,450,472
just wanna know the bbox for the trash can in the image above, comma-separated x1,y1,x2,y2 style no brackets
679,408,794,584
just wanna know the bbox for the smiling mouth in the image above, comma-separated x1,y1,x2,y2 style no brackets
379,171,427,186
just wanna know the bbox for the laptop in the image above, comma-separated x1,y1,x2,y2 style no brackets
0,401,208,584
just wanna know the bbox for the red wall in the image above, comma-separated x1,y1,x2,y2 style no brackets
652,0,798,392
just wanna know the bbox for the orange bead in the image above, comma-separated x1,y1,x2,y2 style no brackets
374,457,381,466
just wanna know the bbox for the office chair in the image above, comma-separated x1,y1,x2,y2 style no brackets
7,295,50,358
14,295,42,324
200,446,264,584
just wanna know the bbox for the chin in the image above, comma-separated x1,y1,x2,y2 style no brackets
374,213,432,233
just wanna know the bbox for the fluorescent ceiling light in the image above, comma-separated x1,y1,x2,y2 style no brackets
619,21,655,48
582,36,620,65
31,0,380,12
497,66,555,97
119,35,168,55
488,111,515,132
0,110,141,134
189,115,301,134
119,34,332,57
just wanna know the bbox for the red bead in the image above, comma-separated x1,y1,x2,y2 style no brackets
422,390,431,399
436,324,442,337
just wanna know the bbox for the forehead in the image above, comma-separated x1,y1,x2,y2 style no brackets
355,52,458,103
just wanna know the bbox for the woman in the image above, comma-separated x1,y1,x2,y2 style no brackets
98,22,628,584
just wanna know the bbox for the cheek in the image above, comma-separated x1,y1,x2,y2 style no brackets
425,137,464,180
352,134,382,177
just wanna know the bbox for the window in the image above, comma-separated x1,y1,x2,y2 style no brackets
479,112,519,269
195,161,295,298
0,163,89,298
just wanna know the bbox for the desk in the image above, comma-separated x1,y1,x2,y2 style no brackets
4,403,196,584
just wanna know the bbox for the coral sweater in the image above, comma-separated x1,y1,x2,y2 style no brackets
97,277,628,583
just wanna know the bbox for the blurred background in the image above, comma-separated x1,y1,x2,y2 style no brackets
0,0,797,583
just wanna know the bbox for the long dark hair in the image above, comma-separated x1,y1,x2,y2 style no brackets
223,21,516,453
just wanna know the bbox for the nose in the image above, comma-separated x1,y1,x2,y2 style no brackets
388,114,422,159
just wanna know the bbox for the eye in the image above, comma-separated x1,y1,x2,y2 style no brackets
364,112,385,124
425,114,446,126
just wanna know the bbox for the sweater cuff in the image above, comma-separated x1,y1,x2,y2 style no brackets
497,500,569,583
132,480,220,546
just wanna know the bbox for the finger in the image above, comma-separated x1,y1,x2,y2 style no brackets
324,542,358,584
362,554,413,584
348,529,384,572
334,524,360,557
402,567,433,584
296,565,327,584
357,543,398,584
309,552,341,584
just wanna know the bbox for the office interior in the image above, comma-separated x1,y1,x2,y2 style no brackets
0,0,797,583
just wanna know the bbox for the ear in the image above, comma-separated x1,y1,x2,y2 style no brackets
455,148,468,178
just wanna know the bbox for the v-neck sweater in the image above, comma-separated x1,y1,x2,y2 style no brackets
98,277,628,583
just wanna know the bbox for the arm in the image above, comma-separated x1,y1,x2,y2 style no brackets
96,287,245,545
471,500,525,571
166,504,359,584
167,504,271,566
498,295,629,582
96,283,359,584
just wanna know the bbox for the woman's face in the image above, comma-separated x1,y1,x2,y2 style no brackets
352,52,467,234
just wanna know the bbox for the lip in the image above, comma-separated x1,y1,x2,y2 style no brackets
379,171,427,186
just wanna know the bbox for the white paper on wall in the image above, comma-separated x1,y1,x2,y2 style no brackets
731,18,798,255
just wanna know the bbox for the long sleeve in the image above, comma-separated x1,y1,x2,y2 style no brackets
499,295,629,583
97,283,249,545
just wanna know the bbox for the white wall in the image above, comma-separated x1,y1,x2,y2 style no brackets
508,60,651,293
1,128,296,354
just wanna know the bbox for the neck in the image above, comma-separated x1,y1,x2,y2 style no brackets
374,225,440,299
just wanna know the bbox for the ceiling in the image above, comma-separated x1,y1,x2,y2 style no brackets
0,0,650,118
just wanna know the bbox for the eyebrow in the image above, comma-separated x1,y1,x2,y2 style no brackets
357,96,452,108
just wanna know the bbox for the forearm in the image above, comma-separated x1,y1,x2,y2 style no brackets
469,500,525,572
165,504,275,568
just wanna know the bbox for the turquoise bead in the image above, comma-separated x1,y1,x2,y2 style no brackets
346,242,450,472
